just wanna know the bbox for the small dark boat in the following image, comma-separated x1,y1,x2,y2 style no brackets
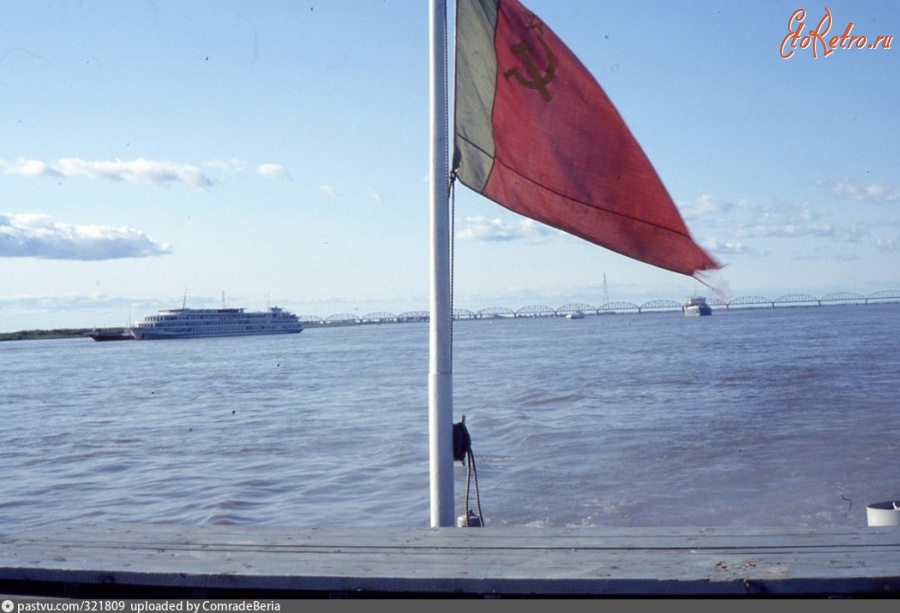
89,329,134,341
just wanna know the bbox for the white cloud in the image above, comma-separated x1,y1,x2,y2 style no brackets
702,238,761,256
3,156,299,188
2,157,213,189
715,201,863,243
830,180,900,202
257,163,292,181
875,237,899,252
735,216,863,243
58,158,214,189
0,212,171,260
680,194,734,219
365,187,383,204
457,215,553,242
1,159,61,178
205,158,250,173
737,221,838,239
318,184,337,199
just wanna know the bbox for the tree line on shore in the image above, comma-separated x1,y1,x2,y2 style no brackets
0,328,119,342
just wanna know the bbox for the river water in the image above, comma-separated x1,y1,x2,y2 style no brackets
1,303,898,532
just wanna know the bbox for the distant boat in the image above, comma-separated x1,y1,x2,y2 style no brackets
684,296,712,317
130,306,303,340
89,329,135,341
565,310,585,320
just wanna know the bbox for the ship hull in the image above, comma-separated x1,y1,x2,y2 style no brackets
90,330,135,341
131,328,302,340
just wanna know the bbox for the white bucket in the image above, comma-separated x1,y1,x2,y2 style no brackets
866,501,900,526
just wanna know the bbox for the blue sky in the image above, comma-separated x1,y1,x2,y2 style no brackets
1,0,898,332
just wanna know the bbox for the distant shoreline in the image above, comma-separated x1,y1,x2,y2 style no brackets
0,328,104,342
3,296,898,342
0,322,338,342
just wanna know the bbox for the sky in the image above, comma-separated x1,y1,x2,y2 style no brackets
1,0,898,332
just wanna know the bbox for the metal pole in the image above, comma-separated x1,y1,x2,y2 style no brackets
428,0,454,527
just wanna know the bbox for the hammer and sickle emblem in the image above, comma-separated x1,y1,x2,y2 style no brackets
503,18,556,102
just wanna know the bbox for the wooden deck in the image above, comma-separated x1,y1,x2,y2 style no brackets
1,524,899,598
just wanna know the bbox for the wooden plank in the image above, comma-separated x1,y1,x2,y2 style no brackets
1,524,899,597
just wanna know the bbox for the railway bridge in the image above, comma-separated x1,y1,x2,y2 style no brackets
301,290,900,326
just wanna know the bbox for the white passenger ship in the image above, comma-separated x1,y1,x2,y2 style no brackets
683,296,712,317
130,306,303,340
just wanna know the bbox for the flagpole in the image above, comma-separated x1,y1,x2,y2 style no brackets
428,0,455,528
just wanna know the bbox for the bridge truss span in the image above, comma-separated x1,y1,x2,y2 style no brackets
600,301,640,314
728,296,774,309
820,292,866,305
640,299,682,313
477,307,516,320
516,305,557,318
361,312,398,324
774,293,820,307
398,311,429,323
868,290,900,304
557,303,597,317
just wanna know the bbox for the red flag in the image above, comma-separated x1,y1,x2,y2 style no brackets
454,0,719,276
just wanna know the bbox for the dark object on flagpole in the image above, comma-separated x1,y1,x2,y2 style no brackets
453,416,484,527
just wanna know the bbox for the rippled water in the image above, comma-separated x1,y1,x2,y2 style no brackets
2,303,898,533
